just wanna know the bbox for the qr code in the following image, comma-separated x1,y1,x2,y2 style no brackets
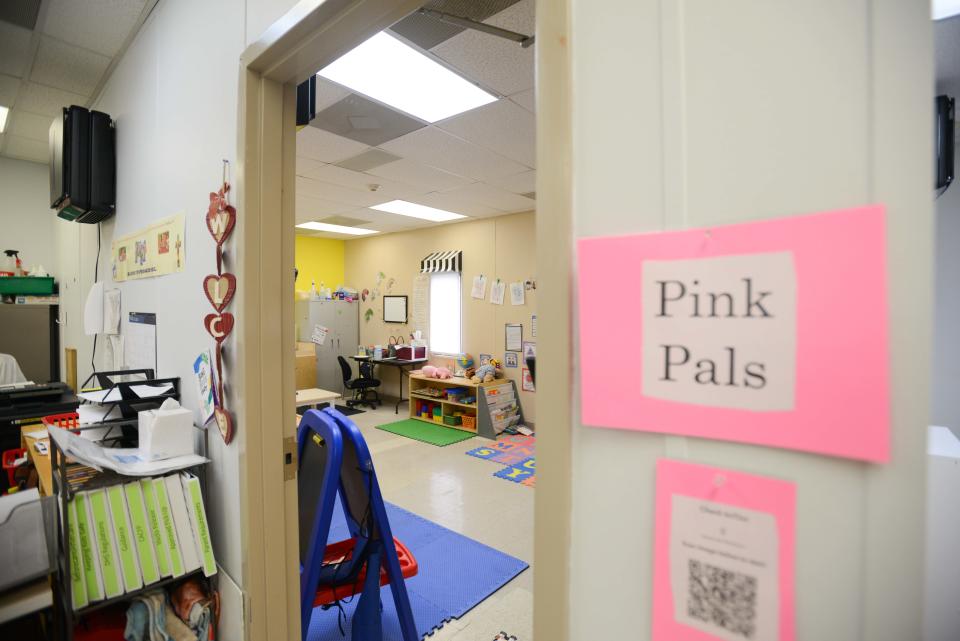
687,559,758,638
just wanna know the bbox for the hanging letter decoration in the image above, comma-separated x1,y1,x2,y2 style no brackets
203,166,238,444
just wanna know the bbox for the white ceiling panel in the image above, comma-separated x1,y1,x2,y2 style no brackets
430,0,535,96
297,161,421,200
41,0,147,57
297,126,370,163
486,168,536,195
296,175,387,208
31,37,110,96
14,81,87,116
509,87,534,113
5,134,47,163
407,191,503,218
439,182,535,212
8,110,53,141
437,98,535,167
0,22,34,78
315,78,351,112
0,74,21,106
296,194,361,223
367,158,474,192
379,126,528,182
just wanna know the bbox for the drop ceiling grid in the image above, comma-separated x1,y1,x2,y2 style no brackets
41,0,148,58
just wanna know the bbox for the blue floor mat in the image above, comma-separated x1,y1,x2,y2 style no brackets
306,502,528,640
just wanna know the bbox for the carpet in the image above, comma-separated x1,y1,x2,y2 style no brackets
377,418,475,447
306,502,528,640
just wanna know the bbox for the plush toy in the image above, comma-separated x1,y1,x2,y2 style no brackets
422,365,452,379
471,364,497,383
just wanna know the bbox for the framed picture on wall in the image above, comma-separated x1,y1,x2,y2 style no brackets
383,295,408,323
505,352,519,368
522,367,535,392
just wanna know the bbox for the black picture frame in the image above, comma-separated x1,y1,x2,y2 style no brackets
383,295,408,323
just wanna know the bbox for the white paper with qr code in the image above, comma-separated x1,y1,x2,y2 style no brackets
670,495,778,641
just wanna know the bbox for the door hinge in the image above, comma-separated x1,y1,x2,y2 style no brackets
283,436,297,481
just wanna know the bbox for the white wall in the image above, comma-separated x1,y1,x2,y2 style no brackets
566,1,931,640
931,16,960,436
54,0,303,632
0,156,61,279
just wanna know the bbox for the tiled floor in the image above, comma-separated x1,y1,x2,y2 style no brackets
337,403,533,641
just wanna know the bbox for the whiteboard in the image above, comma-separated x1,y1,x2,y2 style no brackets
383,295,408,323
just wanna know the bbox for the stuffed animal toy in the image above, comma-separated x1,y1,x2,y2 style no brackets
422,365,452,379
471,364,498,383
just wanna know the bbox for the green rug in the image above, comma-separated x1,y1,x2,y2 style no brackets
376,418,476,447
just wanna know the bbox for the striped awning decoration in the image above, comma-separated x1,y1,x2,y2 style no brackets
421,250,462,273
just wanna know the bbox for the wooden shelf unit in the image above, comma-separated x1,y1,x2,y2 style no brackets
407,374,524,439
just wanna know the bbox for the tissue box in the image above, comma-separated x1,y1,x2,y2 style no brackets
138,403,194,461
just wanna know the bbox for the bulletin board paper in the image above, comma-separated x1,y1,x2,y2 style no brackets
576,205,889,462
111,214,186,282
653,459,795,641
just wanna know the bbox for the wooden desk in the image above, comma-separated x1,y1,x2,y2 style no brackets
295,387,341,409
19,423,51,496
352,357,428,414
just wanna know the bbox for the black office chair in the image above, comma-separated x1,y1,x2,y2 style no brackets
338,356,381,409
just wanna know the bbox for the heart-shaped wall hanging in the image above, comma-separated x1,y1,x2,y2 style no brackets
214,406,234,444
206,197,236,246
204,312,235,343
203,273,236,313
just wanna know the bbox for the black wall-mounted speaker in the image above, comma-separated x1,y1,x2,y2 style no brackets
49,105,115,223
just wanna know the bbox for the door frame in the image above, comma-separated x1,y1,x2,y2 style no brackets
236,1,573,639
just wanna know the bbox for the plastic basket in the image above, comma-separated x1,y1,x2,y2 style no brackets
2,448,27,486
443,415,462,426
42,412,81,434
461,415,476,431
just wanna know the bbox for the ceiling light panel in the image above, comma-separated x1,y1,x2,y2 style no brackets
296,221,378,235
933,0,960,19
317,31,497,123
371,199,467,222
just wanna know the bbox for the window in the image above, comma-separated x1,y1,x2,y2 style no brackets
429,272,461,354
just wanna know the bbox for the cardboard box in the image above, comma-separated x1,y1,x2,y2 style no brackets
295,342,317,390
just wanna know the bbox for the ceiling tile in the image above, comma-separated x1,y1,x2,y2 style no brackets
406,191,502,218
0,74,21,106
485,168,536,194
296,175,386,208
389,0,522,49
311,93,426,146
314,78,351,112
296,159,421,200
15,81,87,116
31,37,110,96
0,22,34,78
367,158,474,192
380,126,528,182
41,0,147,57
8,110,53,140
430,0,534,96
297,126,369,163
334,148,400,172
439,182,535,212
437,98,535,167
509,87,534,113
4,134,47,163
296,193,360,223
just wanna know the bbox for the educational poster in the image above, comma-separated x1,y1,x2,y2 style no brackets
193,351,217,425
112,214,186,281
522,341,536,362
504,352,519,368
653,459,795,641
521,367,535,392
576,205,890,462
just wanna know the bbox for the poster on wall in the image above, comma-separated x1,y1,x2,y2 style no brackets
576,205,890,462
112,214,186,281
653,459,795,641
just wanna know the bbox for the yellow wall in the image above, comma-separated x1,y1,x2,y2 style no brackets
344,211,537,422
295,236,345,295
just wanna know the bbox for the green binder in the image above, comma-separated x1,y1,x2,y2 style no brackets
181,473,217,577
125,482,160,585
89,489,123,598
66,499,88,610
153,477,185,577
106,485,142,593
140,478,171,578
74,492,104,602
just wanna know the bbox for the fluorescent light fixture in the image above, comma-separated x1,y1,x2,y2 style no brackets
296,221,378,235
318,32,497,123
0,106,8,133
933,0,960,19
371,199,467,222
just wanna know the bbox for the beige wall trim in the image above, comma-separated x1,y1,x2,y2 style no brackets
534,1,573,640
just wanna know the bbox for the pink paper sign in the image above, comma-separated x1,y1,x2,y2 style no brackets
577,205,889,462
653,459,796,641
